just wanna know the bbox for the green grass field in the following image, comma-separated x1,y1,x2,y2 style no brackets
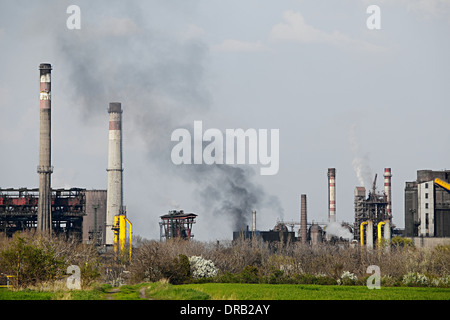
1,283,449,300
180,283,450,300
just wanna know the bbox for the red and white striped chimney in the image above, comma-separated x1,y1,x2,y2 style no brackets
384,168,392,217
328,168,336,223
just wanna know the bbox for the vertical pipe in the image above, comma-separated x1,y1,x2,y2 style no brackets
360,221,368,247
367,220,374,249
300,194,307,244
377,221,385,248
37,63,53,234
106,102,123,246
328,168,336,223
384,168,392,218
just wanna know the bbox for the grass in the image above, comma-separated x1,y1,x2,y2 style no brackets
1,282,449,300
180,283,450,300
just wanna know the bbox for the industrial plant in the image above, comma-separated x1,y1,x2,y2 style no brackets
0,64,131,257
232,167,450,249
0,64,449,252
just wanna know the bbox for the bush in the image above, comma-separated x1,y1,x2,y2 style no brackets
239,265,260,283
164,254,191,285
0,234,66,287
402,272,429,287
338,271,358,285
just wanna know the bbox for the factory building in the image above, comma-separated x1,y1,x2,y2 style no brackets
405,170,450,238
82,190,107,245
232,222,297,245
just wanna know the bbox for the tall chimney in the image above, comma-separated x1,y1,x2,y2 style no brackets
384,168,392,217
252,210,256,232
37,63,53,234
300,194,307,244
327,168,336,223
106,102,123,246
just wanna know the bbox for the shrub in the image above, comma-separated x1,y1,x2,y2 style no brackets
0,234,66,287
239,265,260,283
164,254,191,285
402,272,429,287
338,271,358,285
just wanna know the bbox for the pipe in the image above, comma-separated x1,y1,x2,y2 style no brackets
377,221,386,248
327,168,336,223
37,63,53,234
360,221,368,247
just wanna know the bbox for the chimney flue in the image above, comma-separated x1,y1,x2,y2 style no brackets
328,168,336,223
300,194,307,244
384,168,392,217
37,63,53,234
106,102,124,246
252,210,256,232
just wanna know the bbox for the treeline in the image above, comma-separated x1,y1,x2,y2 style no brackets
0,232,449,289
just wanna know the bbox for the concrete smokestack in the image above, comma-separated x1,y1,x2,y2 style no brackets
37,63,53,234
327,168,336,223
106,102,123,246
384,168,392,217
252,210,256,232
300,194,307,244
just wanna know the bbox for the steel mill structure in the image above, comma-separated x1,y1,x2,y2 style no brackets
354,169,392,249
159,210,197,241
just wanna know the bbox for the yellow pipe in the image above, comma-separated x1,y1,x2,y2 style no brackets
125,217,132,261
435,178,450,191
360,221,368,247
378,221,386,248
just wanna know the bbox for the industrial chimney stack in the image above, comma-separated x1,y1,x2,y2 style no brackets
106,102,124,246
37,63,53,234
327,168,336,223
300,194,307,244
252,210,256,232
384,168,392,217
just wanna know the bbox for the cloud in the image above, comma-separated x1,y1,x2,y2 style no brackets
212,39,268,53
269,10,386,52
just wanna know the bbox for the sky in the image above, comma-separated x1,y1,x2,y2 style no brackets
0,0,449,241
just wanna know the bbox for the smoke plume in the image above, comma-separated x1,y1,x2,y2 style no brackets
325,222,353,240
349,124,372,188
54,1,283,234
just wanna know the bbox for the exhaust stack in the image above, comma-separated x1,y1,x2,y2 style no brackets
327,168,336,223
300,194,307,244
384,168,392,217
252,210,256,232
37,63,53,234
106,102,124,246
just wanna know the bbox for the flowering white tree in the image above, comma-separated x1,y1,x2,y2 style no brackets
189,256,218,279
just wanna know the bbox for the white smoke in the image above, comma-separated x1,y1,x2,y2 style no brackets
349,124,372,188
326,221,353,240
